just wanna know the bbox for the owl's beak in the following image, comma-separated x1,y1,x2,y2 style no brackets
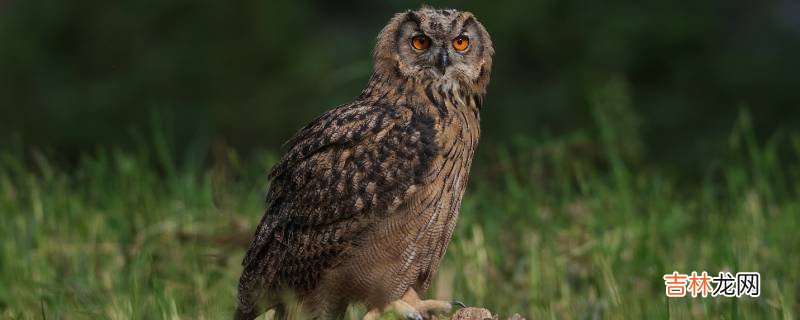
436,48,449,73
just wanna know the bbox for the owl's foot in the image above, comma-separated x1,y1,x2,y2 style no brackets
363,289,464,320
414,299,466,319
405,288,467,319
364,299,422,320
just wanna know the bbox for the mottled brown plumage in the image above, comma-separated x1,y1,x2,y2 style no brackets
236,7,493,320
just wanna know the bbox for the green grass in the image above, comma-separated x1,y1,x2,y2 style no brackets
1,115,799,319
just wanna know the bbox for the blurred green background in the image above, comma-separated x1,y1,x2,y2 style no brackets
2,0,799,174
2,0,800,319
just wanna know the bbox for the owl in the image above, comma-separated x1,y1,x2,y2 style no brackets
235,7,493,320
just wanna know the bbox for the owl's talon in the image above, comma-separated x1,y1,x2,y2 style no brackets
405,312,424,320
415,299,459,318
450,300,467,309
364,303,422,320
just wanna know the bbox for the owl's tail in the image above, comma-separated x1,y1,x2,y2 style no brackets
234,303,286,320
233,306,259,320
235,266,266,320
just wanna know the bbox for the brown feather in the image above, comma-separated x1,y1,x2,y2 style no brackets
236,7,493,319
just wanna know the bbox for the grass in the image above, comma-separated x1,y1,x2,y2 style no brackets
1,112,799,319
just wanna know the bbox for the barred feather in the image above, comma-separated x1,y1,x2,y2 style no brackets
236,7,492,319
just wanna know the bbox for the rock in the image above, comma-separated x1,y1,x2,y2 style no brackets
451,308,493,320
449,307,527,320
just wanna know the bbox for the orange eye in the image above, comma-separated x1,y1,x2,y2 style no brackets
411,35,430,50
452,36,469,51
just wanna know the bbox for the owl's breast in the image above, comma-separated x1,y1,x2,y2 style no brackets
319,89,482,305
397,99,481,291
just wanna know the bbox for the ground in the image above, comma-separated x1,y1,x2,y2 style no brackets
1,123,798,319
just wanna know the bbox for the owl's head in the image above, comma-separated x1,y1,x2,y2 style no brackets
373,7,494,93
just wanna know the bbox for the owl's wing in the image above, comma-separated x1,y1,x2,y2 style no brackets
242,101,438,269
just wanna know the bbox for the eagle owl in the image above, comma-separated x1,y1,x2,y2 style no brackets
236,7,493,320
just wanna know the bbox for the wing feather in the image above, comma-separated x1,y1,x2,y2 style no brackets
241,101,438,284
